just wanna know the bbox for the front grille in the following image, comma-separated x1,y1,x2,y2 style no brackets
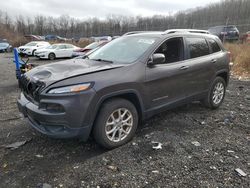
19,75,45,102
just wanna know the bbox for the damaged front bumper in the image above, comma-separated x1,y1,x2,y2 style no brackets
17,92,95,140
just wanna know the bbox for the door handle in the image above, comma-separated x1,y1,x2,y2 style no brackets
180,65,189,70
211,59,217,63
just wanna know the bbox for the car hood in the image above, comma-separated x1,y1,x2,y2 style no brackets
25,59,125,86
0,46,7,50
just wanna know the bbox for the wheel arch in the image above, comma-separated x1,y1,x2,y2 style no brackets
91,90,145,130
48,52,56,59
215,70,229,86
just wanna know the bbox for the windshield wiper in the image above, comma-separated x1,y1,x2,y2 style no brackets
91,58,113,63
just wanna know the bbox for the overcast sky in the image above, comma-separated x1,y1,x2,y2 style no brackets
1,0,221,19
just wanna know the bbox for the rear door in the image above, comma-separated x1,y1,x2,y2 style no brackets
65,44,75,57
181,36,214,97
56,45,67,57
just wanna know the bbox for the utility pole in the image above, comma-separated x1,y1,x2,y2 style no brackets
223,17,229,44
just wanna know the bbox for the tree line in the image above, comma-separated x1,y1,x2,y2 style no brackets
0,0,250,40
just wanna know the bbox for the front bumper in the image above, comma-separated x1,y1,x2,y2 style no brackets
35,53,47,58
17,91,95,140
18,49,33,56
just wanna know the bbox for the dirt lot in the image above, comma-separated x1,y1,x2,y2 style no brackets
0,53,249,188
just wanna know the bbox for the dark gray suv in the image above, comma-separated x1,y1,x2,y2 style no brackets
17,30,230,148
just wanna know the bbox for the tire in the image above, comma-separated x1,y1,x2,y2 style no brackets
48,53,56,60
93,98,138,149
7,48,12,53
202,77,226,109
32,50,36,56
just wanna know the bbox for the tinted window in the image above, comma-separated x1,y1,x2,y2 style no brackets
155,37,184,63
208,39,221,53
186,38,209,58
224,26,238,32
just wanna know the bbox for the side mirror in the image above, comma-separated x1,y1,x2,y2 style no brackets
148,53,165,66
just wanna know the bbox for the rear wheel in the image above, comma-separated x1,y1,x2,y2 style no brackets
48,53,56,60
202,77,226,109
93,98,138,149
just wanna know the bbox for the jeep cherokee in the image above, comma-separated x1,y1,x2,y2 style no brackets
17,30,230,149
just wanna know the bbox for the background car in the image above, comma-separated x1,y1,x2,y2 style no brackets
35,43,79,60
45,35,67,42
0,42,12,52
72,41,109,57
24,35,45,41
208,25,239,41
240,31,250,43
18,41,50,56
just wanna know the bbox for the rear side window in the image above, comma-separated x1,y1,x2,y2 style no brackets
57,45,66,49
66,44,74,49
208,39,221,53
186,38,209,59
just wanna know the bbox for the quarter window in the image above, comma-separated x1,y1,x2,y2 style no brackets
208,39,221,53
186,38,209,59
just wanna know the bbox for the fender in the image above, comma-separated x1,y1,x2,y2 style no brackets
214,68,230,84
87,89,145,129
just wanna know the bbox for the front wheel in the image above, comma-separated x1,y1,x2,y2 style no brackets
32,50,36,56
93,98,138,149
202,77,226,109
48,53,56,60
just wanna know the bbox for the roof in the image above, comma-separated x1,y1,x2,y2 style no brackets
122,29,215,39
164,29,210,34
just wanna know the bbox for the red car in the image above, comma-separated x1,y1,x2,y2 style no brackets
72,41,109,57
241,31,250,43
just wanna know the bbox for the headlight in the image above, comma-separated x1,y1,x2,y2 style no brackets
48,83,92,94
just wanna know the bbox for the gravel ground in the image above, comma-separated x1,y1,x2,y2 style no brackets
0,53,249,188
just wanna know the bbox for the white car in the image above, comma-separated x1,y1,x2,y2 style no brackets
18,41,50,56
35,43,80,60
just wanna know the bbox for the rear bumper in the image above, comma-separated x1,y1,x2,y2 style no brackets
17,92,95,140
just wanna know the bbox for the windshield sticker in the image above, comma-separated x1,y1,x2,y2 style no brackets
138,39,155,44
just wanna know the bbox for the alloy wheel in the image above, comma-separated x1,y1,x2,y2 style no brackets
105,108,133,142
212,82,224,105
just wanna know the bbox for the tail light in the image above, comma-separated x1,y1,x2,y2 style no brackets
74,48,83,52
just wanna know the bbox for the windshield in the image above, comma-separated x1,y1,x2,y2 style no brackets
46,45,58,49
224,26,238,32
88,36,157,64
25,42,38,46
0,43,8,47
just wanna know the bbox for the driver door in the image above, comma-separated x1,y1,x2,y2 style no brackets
145,37,187,110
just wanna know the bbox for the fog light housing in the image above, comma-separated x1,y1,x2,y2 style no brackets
40,103,64,113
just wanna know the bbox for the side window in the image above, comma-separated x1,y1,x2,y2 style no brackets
66,44,74,49
57,45,66,49
154,37,184,63
208,39,221,53
186,37,209,59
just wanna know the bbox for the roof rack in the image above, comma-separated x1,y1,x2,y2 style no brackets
123,31,162,36
164,29,210,34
